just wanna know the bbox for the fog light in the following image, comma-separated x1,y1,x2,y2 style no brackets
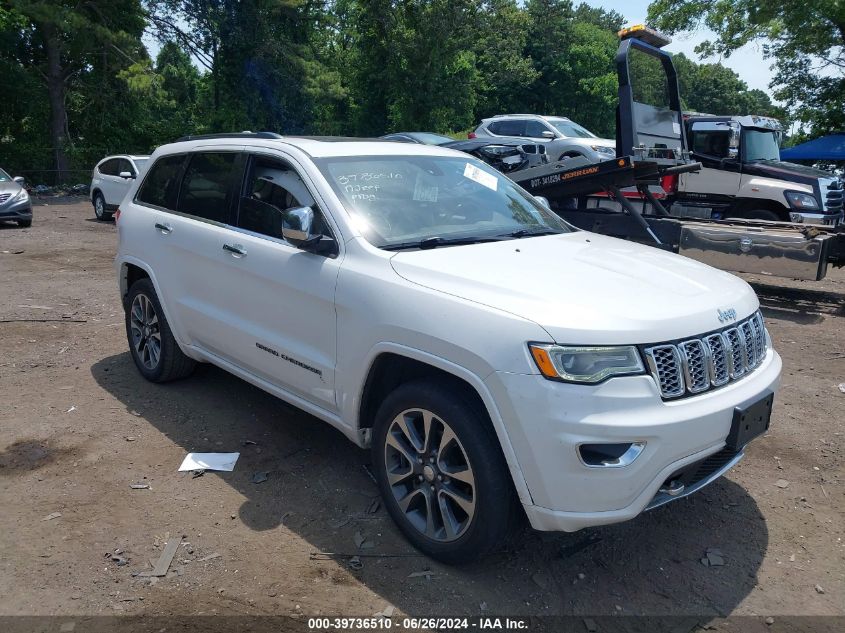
578,442,645,468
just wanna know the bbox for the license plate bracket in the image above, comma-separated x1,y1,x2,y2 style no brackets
726,391,774,451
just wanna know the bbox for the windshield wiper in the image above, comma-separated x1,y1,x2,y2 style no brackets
383,235,507,251
503,228,561,239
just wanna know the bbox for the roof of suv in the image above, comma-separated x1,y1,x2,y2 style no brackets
156,135,463,160
97,154,150,163
482,114,573,122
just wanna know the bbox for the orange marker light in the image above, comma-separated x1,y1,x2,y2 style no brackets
530,346,559,379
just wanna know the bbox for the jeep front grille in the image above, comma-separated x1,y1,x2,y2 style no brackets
644,311,767,399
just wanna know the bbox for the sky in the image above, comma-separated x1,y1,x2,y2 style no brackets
583,0,776,94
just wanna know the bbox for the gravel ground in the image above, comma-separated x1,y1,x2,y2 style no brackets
0,200,843,627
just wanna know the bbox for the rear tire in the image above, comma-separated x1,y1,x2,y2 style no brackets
372,378,521,564
125,279,195,383
93,192,112,221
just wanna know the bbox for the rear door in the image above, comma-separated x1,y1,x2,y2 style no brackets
144,149,249,359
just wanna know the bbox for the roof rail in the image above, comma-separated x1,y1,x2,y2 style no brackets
174,131,284,142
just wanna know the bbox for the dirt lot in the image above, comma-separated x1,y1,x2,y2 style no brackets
1,200,843,626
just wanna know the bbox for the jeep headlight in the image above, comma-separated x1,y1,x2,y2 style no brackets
591,145,616,156
785,191,819,210
528,344,645,383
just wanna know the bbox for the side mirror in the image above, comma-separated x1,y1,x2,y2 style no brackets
541,130,555,139
282,206,320,248
119,171,134,179
13,176,25,184
534,195,551,209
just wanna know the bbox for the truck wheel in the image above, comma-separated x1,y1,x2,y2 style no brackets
726,209,780,221
372,379,520,563
125,279,195,383
93,192,112,221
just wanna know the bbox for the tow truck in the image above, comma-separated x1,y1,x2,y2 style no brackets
509,24,845,281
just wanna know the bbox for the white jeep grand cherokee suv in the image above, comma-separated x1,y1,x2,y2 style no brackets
115,132,781,563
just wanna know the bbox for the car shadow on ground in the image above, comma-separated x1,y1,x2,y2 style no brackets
92,352,768,617
752,282,845,324
0,221,29,230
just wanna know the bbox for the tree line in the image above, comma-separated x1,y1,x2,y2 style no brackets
2,0,831,183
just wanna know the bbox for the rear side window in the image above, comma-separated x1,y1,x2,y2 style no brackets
177,152,241,223
136,154,186,210
99,159,119,176
488,120,525,136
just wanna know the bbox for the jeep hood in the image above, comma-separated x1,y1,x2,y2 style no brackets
390,232,759,345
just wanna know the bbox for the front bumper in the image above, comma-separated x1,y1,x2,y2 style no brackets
0,197,32,221
485,347,781,532
791,210,843,226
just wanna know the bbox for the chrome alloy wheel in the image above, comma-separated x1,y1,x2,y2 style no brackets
383,408,476,542
129,293,161,370
95,195,105,219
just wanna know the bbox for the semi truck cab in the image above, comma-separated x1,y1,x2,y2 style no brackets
672,115,843,225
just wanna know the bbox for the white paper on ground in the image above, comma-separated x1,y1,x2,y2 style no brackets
178,452,240,472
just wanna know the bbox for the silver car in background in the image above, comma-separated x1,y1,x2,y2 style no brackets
471,114,616,163
0,168,32,227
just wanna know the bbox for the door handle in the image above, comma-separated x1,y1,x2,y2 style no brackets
222,243,247,257
155,222,173,234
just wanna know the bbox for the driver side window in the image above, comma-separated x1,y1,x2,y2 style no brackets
238,156,330,241
692,131,730,159
524,120,551,138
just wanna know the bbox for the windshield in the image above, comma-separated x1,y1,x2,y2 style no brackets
743,129,781,162
133,158,149,170
0,169,10,182
316,155,572,249
549,120,596,139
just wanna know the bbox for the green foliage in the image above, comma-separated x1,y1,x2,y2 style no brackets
672,53,786,120
0,0,817,177
472,0,538,119
0,0,149,180
647,0,845,135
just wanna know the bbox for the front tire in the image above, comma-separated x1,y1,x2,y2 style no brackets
372,379,521,563
17,218,32,228
93,192,112,221
125,279,195,383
